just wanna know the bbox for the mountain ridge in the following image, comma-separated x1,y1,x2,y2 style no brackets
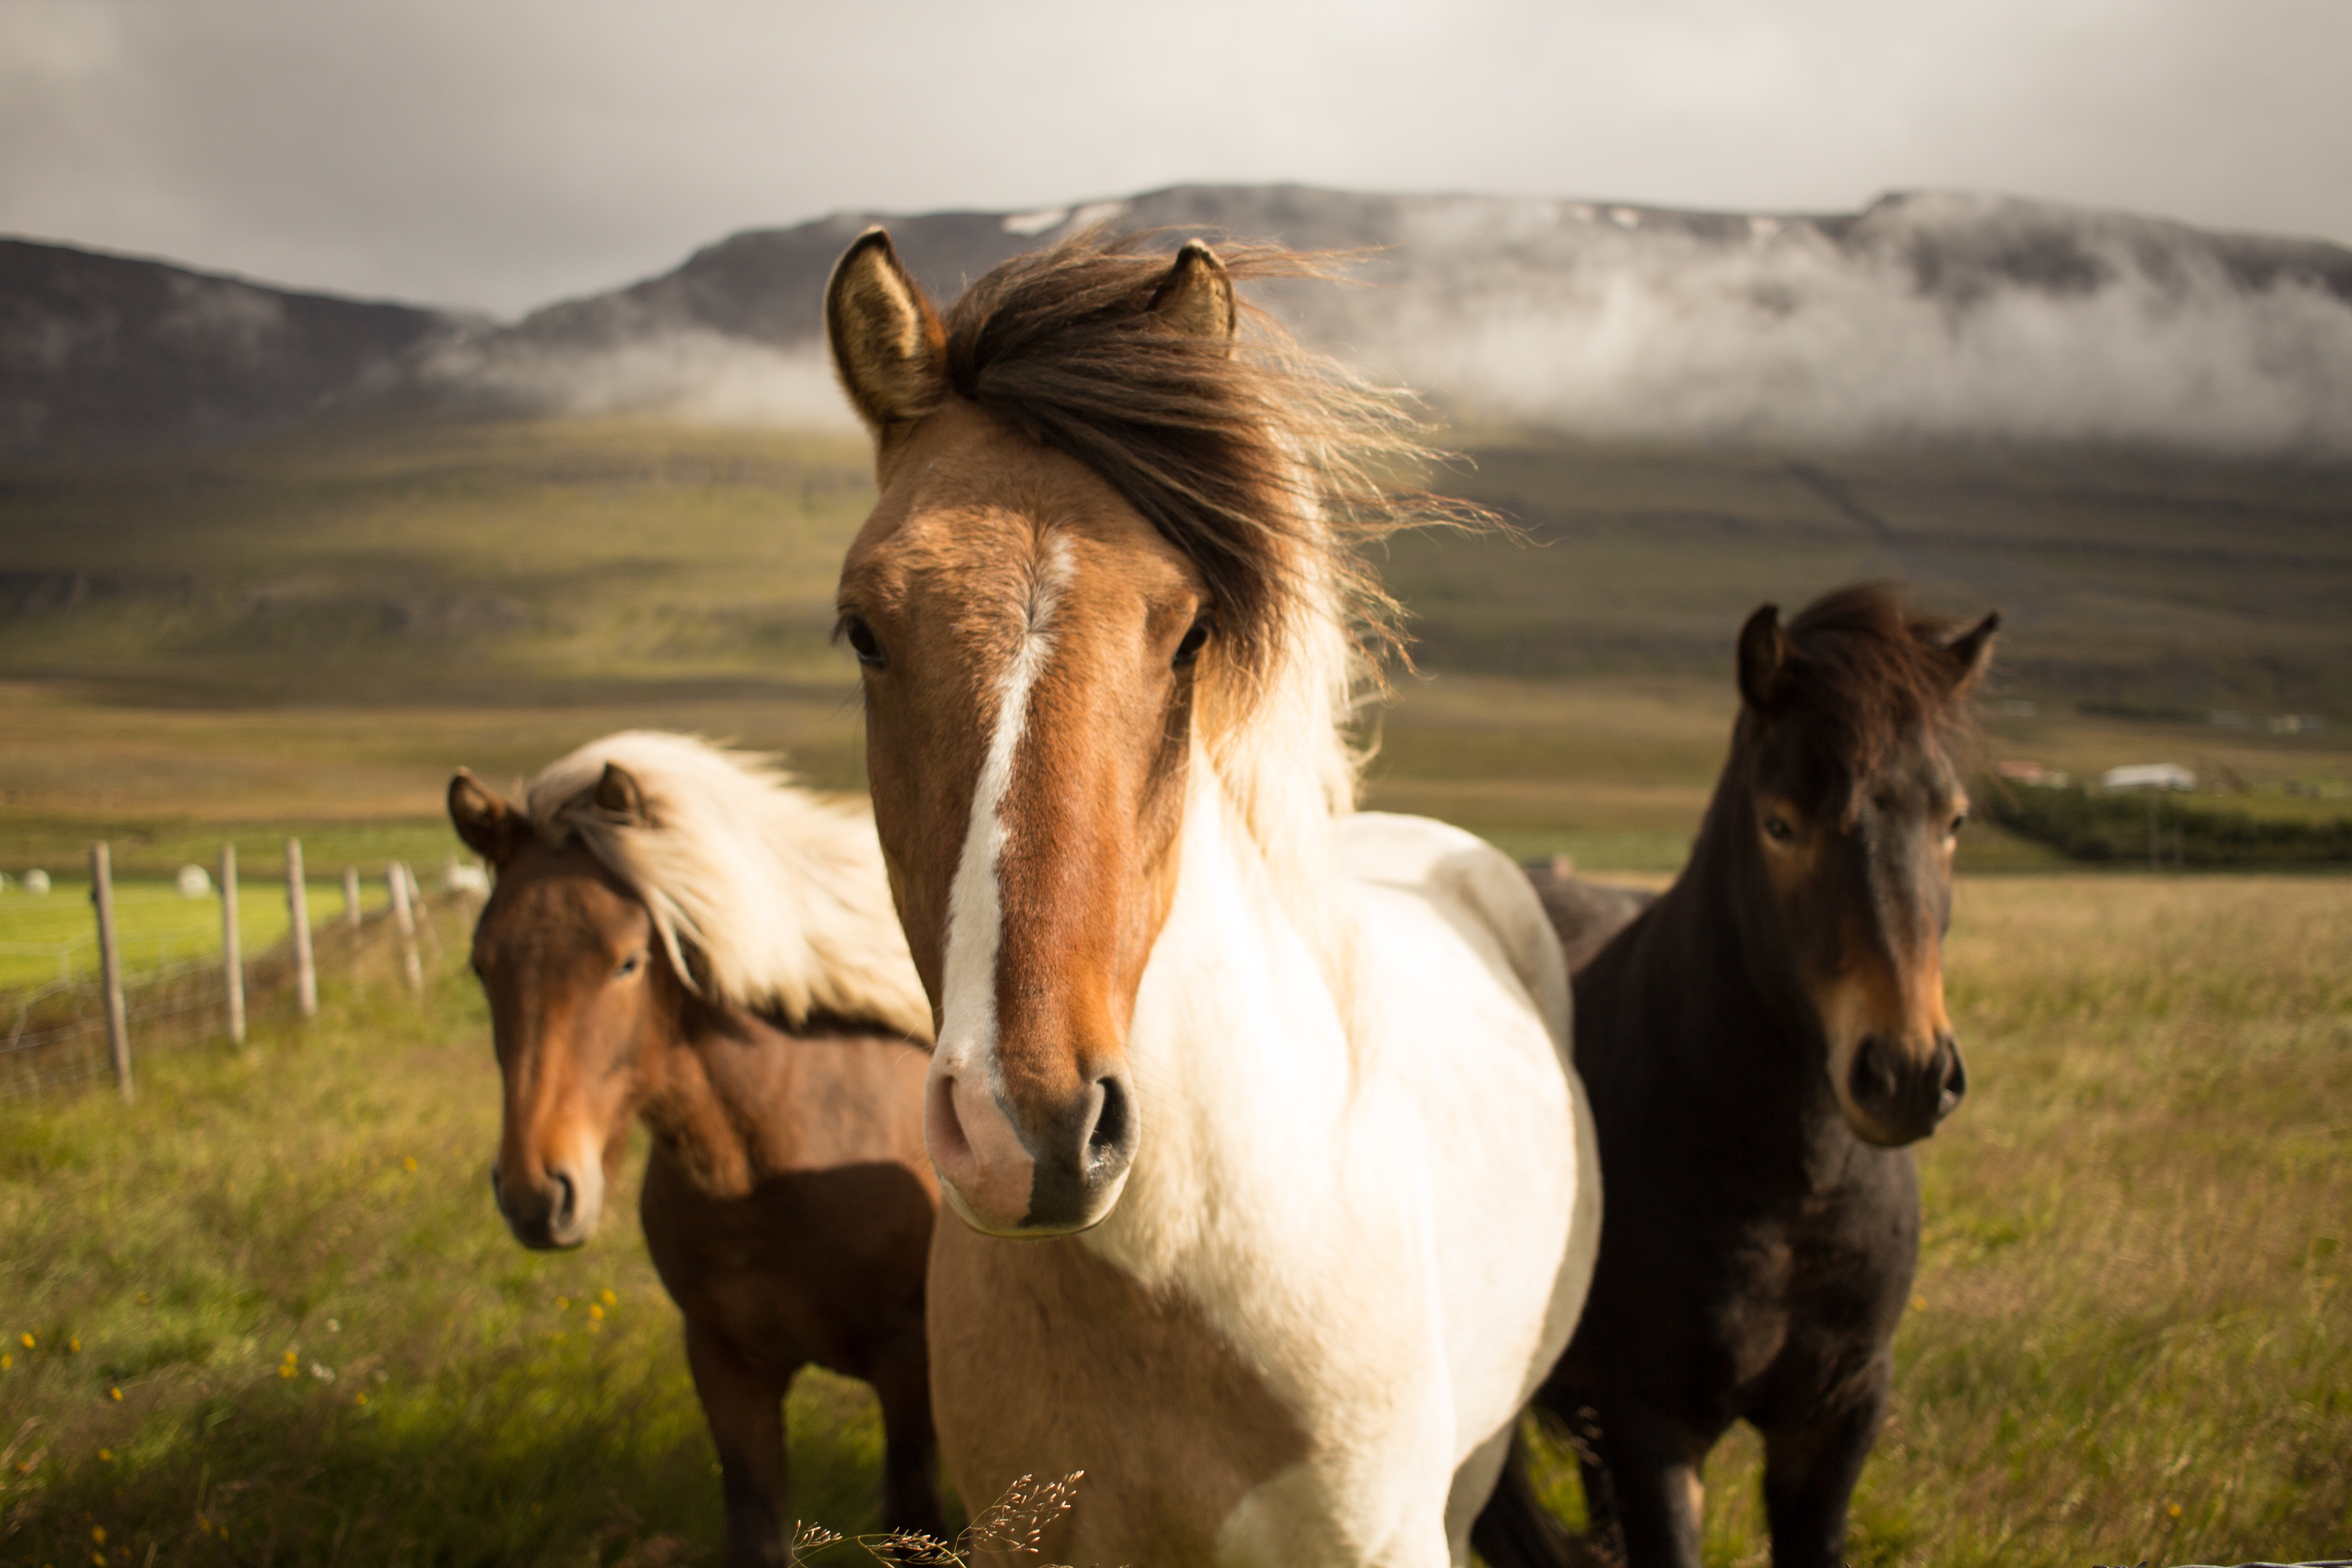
8,185,2352,459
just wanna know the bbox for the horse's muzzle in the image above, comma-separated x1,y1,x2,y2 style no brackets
490,1160,601,1249
926,1066,1137,1237
1846,1030,1967,1146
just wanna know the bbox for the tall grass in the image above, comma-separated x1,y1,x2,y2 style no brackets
0,911,890,1567
4,875,2347,1565
1525,874,2352,1566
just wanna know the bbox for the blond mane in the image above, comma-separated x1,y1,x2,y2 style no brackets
525,731,933,1044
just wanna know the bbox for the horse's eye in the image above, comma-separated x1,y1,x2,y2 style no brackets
1763,815,1796,843
838,614,886,670
1173,617,1211,669
1949,811,1969,837
613,952,643,980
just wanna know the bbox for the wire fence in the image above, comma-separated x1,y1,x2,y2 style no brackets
0,882,477,1103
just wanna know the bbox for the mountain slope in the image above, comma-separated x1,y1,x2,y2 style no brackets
0,238,470,460
417,185,2352,451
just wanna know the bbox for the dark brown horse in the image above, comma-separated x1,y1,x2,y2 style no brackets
447,731,946,1566
1477,584,1997,1568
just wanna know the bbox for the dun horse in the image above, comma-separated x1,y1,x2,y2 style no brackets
823,227,1600,1566
1476,585,1996,1568
447,732,945,1565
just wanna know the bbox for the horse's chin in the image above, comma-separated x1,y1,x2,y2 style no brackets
938,1166,1131,1240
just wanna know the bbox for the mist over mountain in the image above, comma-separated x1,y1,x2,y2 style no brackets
9,186,2352,458
412,184,2352,454
0,239,471,461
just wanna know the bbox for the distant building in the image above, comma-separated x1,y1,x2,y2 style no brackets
2099,764,2196,792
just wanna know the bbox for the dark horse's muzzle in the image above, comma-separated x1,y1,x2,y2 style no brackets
490,1163,596,1250
1847,1031,1967,1146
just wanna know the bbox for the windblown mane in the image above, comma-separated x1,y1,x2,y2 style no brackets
525,732,933,1043
939,228,1484,887
1774,583,1983,803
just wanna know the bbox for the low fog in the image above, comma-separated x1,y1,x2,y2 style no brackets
409,187,2352,454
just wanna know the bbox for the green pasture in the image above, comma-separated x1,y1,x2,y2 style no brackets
1,874,2346,1566
0,879,399,994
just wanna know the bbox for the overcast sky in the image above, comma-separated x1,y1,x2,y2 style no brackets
4,0,2347,318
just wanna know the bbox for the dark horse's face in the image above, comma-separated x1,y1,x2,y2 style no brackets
448,769,664,1248
1730,594,1998,1147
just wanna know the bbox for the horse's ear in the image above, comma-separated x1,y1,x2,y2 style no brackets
1149,240,1237,346
826,227,948,434
593,762,649,825
448,770,524,866
1737,603,1793,711
1941,610,2000,690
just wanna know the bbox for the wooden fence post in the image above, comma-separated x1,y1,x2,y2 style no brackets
90,843,132,1102
343,866,363,931
220,843,245,1046
286,838,318,1018
390,861,422,997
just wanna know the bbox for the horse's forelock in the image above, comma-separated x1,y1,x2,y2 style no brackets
935,225,1477,687
1776,584,1981,809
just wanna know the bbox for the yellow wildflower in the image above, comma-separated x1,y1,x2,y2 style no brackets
2,1352,12,1369
19,1333,31,1349
2168,1503,2183,1518
355,1392,367,1406
554,1297,568,1312
108,1387,121,1402
587,1304,603,1321
91,1528,105,1545
68,1337,80,1354
96,1450,111,1462
403,1157,417,1172
600,1289,617,1306
1910,1294,1927,1312
278,1363,295,1379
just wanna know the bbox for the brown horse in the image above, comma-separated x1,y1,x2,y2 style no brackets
446,732,946,1566
1475,584,1996,1568
824,225,1596,1566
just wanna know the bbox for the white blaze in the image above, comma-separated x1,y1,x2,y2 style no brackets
935,535,1074,1083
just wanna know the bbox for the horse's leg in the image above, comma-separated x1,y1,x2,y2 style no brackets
684,1320,799,1568
1759,1360,1890,1568
1587,1394,1706,1568
1465,1424,1588,1568
868,1326,946,1542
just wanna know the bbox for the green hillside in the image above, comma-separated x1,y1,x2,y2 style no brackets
1,414,2346,875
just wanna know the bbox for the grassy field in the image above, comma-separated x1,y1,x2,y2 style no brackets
0,873,2345,1566
2,412,2347,1563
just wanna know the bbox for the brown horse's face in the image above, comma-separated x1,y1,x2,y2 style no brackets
825,228,1253,1238
1734,601,1996,1147
836,402,1206,1237
450,777,660,1248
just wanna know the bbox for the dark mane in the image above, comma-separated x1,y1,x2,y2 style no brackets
1771,583,1981,800
938,226,1480,672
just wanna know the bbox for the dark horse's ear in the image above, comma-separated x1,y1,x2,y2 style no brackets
593,762,649,826
1148,240,1238,347
825,227,949,434
1737,603,1794,711
1940,610,2001,690
448,770,525,866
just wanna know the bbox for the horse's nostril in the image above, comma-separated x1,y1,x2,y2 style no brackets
1849,1034,1898,1112
551,1170,577,1224
1089,1074,1130,1158
1936,1035,1969,1118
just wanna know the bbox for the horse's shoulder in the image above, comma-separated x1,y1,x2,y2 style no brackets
1337,812,1570,1047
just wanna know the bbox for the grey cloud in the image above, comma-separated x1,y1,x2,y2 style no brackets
1,0,2349,317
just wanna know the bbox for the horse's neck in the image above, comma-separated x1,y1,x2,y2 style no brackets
637,1000,804,1197
1087,767,1359,1280
1637,823,1852,1161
